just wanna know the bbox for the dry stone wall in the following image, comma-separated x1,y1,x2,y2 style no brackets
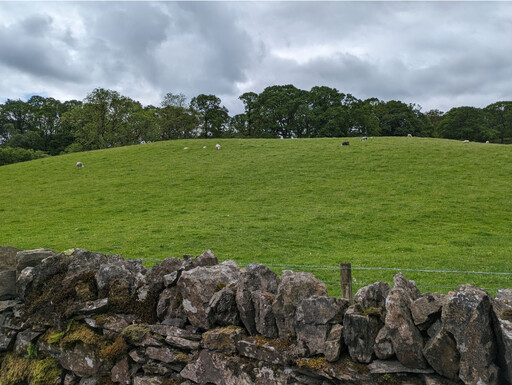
0,246,511,385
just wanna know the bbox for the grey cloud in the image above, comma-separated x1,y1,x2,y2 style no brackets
0,13,84,82
1,2,512,114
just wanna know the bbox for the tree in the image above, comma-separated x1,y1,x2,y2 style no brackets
374,100,427,137
438,106,496,142
190,94,229,138
252,85,309,138
62,88,142,150
0,99,31,143
484,101,512,143
158,105,197,140
424,109,444,138
307,86,347,137
239,92,258,137
161,92,188,108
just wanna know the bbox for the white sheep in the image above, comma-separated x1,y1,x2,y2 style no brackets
76,162,84,168
184,147,189,150
463,140,470,143
361,137,367,141
407,134,413,138
203,146,207,149
215,144,221,150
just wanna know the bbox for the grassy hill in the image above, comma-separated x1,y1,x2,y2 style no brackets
1,137,511,295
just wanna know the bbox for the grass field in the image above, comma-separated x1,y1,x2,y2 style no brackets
1,137,511,296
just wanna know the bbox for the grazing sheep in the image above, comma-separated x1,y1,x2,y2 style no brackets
76,162,84,168
361,137,367,141
407,134,413,138
463,140,470,143
184,147,189,150
485,141,490,144
342,141,350,146
203,146,207,149
215,144,221,150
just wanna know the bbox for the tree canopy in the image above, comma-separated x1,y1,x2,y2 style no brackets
1,85,510,165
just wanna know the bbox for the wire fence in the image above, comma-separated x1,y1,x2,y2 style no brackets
238,262,512,295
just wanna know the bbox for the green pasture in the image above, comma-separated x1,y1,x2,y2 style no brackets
1,137,511,295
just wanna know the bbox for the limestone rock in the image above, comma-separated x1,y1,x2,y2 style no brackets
0,246,21,272
252,291,278,338
272,270,327,338
354,281,390,315
17,253,71,300
182,249,218,270
295,296,348,359
13,329,41,355
492,289,512,385
393,273,421,301
133,376,167,385
177,261,239,330
206,287,240,327
423,330,460,380
0,270,16,300
156,286,186,327
374,326,394,360
343,306,382,363
368,359,434,374
59,343,109,377
324,323,345,362
410,293,446,330
235,263,280,336
111,358,131,385
0,328,16,352
442,284,499,385
385,274,427,369
16,248,57,275
95,258,146,297
180,350,254,384
237,337,293,365
148,324,201,341
202,326,247,354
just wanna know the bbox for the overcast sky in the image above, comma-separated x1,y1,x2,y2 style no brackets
1,1,511,115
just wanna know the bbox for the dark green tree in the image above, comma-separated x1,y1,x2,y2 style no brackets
190,94,229,138
438,106,496,142
484,101,512,143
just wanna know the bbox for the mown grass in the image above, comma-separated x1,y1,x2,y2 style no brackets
1,137,511,296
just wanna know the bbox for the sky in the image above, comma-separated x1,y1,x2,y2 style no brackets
0,1,511,115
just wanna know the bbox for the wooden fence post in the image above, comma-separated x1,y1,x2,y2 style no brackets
340,263,353,303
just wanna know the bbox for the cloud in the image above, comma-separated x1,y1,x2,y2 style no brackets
0,2,511,114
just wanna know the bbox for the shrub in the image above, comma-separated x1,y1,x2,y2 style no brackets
0,147,48,166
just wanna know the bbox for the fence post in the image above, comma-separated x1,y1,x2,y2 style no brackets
340,263,353,303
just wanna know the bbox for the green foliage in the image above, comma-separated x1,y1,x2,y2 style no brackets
26,344,38,360
0,147,47,166
1,138,512,295
47,319,74,344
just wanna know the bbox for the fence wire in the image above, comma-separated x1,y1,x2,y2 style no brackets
237,261,511,293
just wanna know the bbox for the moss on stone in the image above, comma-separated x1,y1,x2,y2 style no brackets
361,307,382,317
296,357,327,371
0,354,60,385
121,324,151,345
28,358,61,385
60,323,104,349
215,282,227,292
99,336,128,362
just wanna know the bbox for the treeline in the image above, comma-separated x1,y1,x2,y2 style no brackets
1,85,511,165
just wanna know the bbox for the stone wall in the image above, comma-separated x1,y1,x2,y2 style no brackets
0,246,511,385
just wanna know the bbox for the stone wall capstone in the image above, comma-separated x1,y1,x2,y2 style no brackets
0,247,510,385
